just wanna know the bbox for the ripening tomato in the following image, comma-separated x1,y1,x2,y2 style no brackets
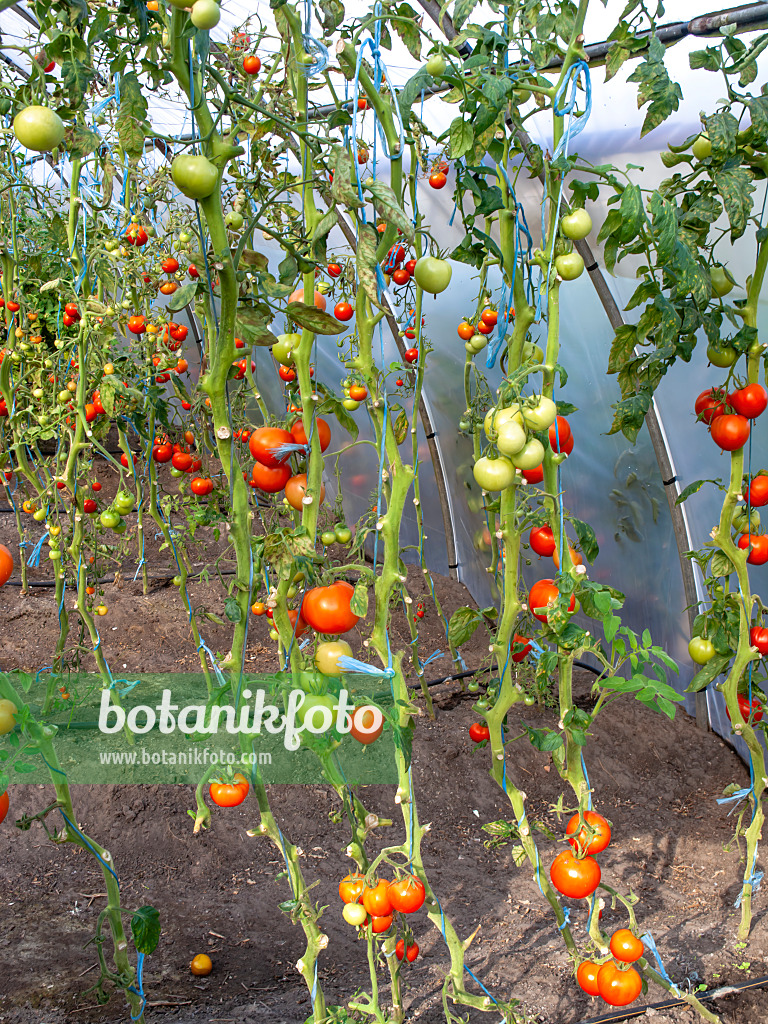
694,389,726,425
469,722,490,743
528,579,575,623
596,963,642,1007
748,476,768,507
209,773,249,807
737,533,768,565
301,581,358,634
249,426,294,467
731,383,768,419
576,960,601,996
362,880,392,918
190,953,213,976
349,705,384,744
389,875,425,914
288,287,327,311
284,473,325,510
710,413,750,451
529,526,556,557
609,929,644,963
339,873,365,904
343,903,367,926
291,416,331,452
550,850,601,899
750,626,768,654
334,302,354,322
368,914,393,933
457,322,475,341
565,811,611,855
348,384,367,401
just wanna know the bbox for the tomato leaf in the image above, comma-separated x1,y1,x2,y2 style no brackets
712,164,755,241
224,597,242,623
448,606,482,648
235,306,279,348
240,249,270,272
350,582,368,619
166,280,198,312
365,180,414,243
686,653,731,693
312,207,338,244
131,906,161,955
66,125,101,158
626,35,682,136
449,117,474,160
390,3,421,59
393,408,409,445
285,302,346,336
356,223,384,311
115,71,148,158
675,478,718,505
571,518,598,563
526,726,564,753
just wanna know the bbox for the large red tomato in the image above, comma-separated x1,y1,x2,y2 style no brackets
284,473,325,510
301,581,359,634
549,850,601,899
576,960,600,996
388,875,425,914
694,389,725,424
251,462,292,492
737,533,768,565
748,476,768,507
710,413,750,451
596,962,642,1007
0,789,8,825
291,416,331,452
565,810,611,855
249,426,294,467
528,579,575,623
529,526,556,557
730,383,767,419
0,544,13,587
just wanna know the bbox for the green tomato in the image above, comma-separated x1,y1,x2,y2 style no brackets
171,154,219,200
521,396,557,431
179,231,192,243
413,256,452,294
321,530,337,546
458,418,471,431
13,106,65,152
112,518,127,535
692,134,711,160
33,508,47,522
296,693,338,730
473,455,516,492
315,640,353,677
711,265,735,298
707,342,737,367
733,507,761,534
225,210,245,230
100,510,121,529
170,467,184,478
173,575,182,586
342,399,361,411
495,420,527,457
467,680,480,692
272,332,301,366
509,438,545,470
469,333,487,352
522,341,544,364
190,0,221,29
554,253,585,281
334,525,352,544
113,490,136,514
560,209,592,241
688,636,715,664
484,404,523,438
105,239,119,252
0,699,17,735
425,54,446,77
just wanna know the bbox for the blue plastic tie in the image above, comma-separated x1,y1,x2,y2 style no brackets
640,931,681,997
27,531,49,568
335,655,394,677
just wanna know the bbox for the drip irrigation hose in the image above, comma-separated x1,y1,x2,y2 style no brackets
576,972,768,1024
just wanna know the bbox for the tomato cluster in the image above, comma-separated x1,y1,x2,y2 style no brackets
550,811,611,900
338,873,426,942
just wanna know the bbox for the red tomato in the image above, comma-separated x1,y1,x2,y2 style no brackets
362,880,392,917
334,302,354,322
726,695,764,723
737,533,768,565
83,498,98,514
190,477,213,496
404,259,417,276
243,54,261,75
403,348,419,364
388,875,425,914
529,526,556,557
172,452,194,471
609,929,644,963
566,810,612,855
339,873,365,904
291,416,331,452
327,262,342,278
481,308,498,327
279,365,297,382
476,320,494,335
710,413,750,451
511,634,532,663
301,581,359,634
429,171,447,189
64,302,79,318
457,322,475,340
248,426,294,467
750,626,768,654
153,442,173,463
405,942,419,962
396,939,405,961
349,706,384,744
596,963,642,1007
576,960,601,996
695,389,726,425
368,914,393,933
522,464,544,485
161,257,179,274
548,416,572,451
469,722,490,743
91,480,102,491
127,315,146,335
0,789,8,825
392,268,410,286
252,462,292,492
120,453,137,469
528,579,575,623
549,850,601,899
209,773,249,807
731,383,767,419
748,476,768,507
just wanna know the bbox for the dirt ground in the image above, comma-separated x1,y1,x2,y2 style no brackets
0,516,767,1024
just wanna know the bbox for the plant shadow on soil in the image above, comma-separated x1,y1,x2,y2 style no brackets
0,558,767,1024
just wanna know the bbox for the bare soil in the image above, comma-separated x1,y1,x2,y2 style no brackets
0,534,766,1024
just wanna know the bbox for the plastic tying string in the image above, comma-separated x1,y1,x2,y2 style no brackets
734,849,763,907
558,907,571,931
335,655,394,677
350,1,405,175
427,887,502,1005
301,0,329,76
586,891,598,931
276,825,297,899
580,751,593,811
58,808,120,886
27,531,49,568
639,932,681,997
129,952,146,1020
